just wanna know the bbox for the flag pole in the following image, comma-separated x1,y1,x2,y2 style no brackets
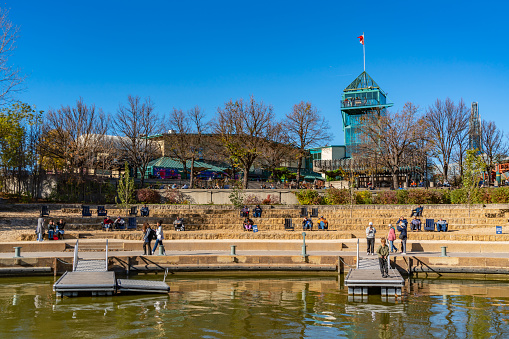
363,32,365,72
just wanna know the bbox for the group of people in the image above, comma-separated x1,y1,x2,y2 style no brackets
35,218,66,241
302,216,329,230
102,216,126,231
366,217,409,278
141,221,165,255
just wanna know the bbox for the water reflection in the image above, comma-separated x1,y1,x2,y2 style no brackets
0,275,509,338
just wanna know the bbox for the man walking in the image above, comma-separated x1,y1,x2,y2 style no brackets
366,222,376,255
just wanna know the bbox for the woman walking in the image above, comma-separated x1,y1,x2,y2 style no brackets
152,220,165,255
36,217,45,242
142,223,153,255
397,221,408,255
387,224,397,253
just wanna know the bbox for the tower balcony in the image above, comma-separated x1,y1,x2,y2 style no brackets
341,99,392,109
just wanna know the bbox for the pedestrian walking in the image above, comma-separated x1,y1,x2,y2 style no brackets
376,238,390,278
387,224,397,253
366,222,376,255
397,221,408,255
142,223,153,255
152,220,165,255
36,217,45,242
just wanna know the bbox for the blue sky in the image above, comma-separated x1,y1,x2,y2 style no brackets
7,0,509,145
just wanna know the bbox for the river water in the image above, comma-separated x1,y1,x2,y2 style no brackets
1,274,509,338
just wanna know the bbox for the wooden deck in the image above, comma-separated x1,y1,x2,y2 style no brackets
344,257,404,296
53,239,170,297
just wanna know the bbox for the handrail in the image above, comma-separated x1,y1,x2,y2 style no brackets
72,240,79,272
356,239,359,269
105,239,109,271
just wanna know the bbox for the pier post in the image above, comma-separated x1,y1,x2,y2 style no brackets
13,246,22,258
356,239,359,269
301,232,307,257
159,244,165,256
441,246,447,257
230,245,237,256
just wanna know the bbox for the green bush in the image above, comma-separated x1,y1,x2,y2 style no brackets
324,188,349,205
450,188,467,204
295,189,323,205
491,187,509,203
355,191,373,204
396,190,409,204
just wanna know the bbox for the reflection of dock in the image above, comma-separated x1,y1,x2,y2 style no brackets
53,240,169,297
345,258,404,296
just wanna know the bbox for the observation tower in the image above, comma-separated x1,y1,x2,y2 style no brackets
341,71,393,157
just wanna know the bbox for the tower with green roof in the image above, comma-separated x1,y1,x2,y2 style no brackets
341,71,393,157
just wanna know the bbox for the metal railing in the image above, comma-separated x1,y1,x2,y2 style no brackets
72,240,79,272
105,239,109,271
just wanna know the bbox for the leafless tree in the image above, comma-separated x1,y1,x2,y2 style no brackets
166,106,208,188
259,122,297,180
481,120,508,186
356,102,425,189
285,101,332,183
425,98,469,182
0,8,25,104
114,95,162,187
213,96,274,189
41,98,108,201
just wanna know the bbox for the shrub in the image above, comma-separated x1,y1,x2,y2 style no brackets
295,189,323,205
373,191,397,204
243,194,262,205
355,191,373,204
164,189,188,204
262,194,280,205
450,188,467,204
136,188,161,204
492,187,509,203
396,190,409,204
324,188,349,205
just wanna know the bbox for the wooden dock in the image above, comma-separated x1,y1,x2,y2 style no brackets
53,240,170,297
344,257,404,296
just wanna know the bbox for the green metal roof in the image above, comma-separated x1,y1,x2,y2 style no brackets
147,157,227,172
344,71,383,93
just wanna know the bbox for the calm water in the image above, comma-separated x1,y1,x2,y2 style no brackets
1,274,509,338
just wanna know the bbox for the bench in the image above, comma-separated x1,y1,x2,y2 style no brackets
97,206,107,217
81,206,92,217
300,207,308,217
284,218,294,231
310,208,319,218
424,219,435,231
40,205,50,217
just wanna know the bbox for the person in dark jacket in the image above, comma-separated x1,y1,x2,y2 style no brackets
397,221,408,255
376,238,390,278
142,223,153,255
253,205,262,218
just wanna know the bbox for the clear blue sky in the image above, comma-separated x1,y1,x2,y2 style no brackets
8,0,509,145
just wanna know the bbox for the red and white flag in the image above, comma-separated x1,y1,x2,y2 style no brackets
357,34,364,45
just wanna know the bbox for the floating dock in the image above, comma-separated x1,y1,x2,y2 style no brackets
53,240,170,297
345,257,404,296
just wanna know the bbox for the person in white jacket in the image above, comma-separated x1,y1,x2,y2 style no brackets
366,222,376,255
152,220,165,255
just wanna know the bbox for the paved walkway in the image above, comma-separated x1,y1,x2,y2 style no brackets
1,249,509,259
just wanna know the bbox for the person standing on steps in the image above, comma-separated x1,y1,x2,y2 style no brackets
366,222,376,255
397,221,408,255
152,220,165,255
36,217,45,242
376,238,390,278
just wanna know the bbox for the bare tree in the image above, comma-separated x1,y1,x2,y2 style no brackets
259,122,297,181
114,95,162,187
285,101,332,183
425,98,469,182
213,96,274,189
0,8,25,104
42,98,108,176
166,106,208,188
481,120,508,186
357,102,425,189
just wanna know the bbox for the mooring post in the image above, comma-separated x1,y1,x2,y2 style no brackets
407,257,413,276
441,246,447,257
159,244,165,256
54,257,57,277
356,239,359,269
13,246,22,258
301,232,307,257
231,245,236,256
